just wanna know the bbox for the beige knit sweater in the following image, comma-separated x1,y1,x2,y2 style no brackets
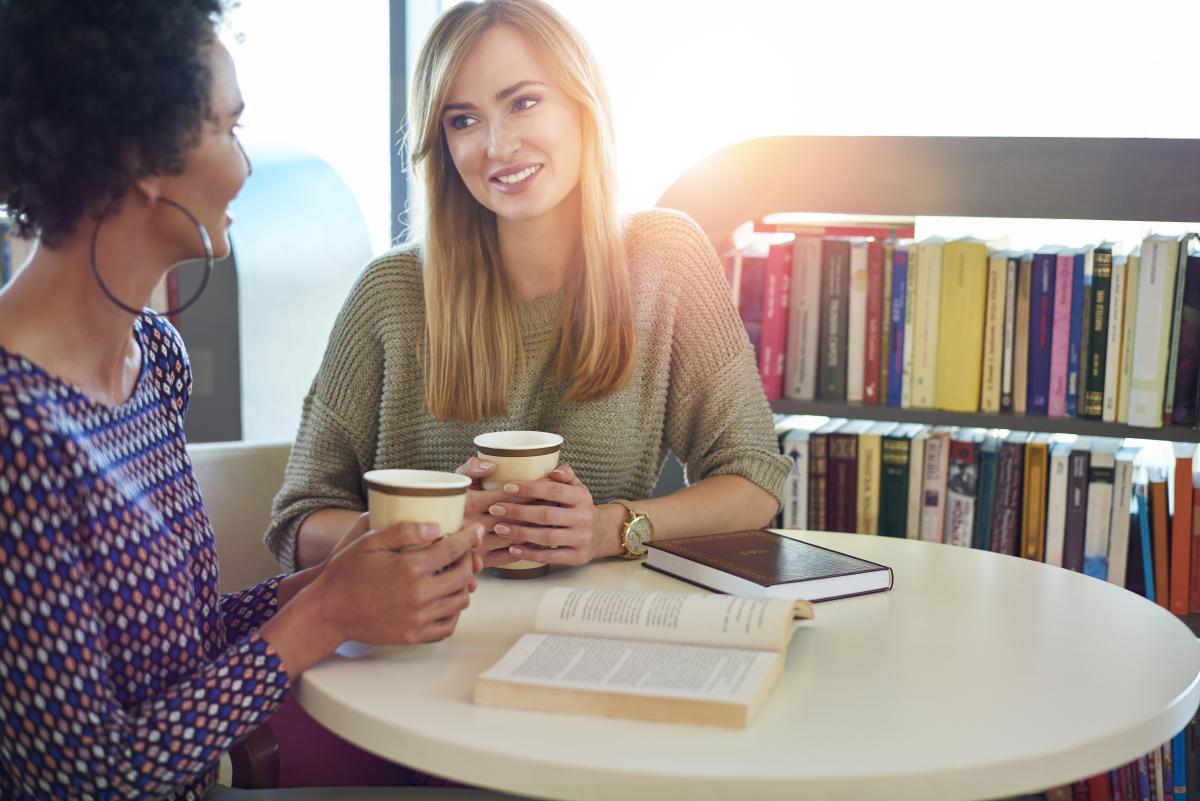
265,208,789,570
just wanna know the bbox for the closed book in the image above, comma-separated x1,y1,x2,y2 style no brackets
644,529,894,602
935,238,989,412
1165,234,1200,421
880,424,921,538
1013,253,1034,415
973,435,1002,550
981,252,1008,414
828,419,872,533
1106,446,1138,588
1021,433,1052,561
1170,443,1196,614
1129,235,1182,428
863,240,885,405
991,431,1028,555
887,245,910,408
1000,254,1020,413
1027,247,1061,416
857,421,896,535
1045,441,1073,567
1136,478,1155,604
779,417,828,530
919,427,952,543
945,428,985,548
1083,439,1119,580
1117,250,1141,424
1064,438,1093,573
818,238,852,401
1081,244,1114,420
879,241,893,406
1066,247,1090,418
901,242,920,409
1077,257,1095,422
1172,252,1200,426
1049,249,1077,417
737,233,794,401
910,238,945,410
1191,483,1200,613
784,236,823,401
905,427,928,539
474,586,814,729
846,239,870,404
1102,255,1127,423
1150,469,1170,608
807,418,847,532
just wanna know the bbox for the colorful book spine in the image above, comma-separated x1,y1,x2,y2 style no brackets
935,239,988,413
905,429,927,539
919,428,951,543
828,423,866,533
880,428,912,537
1191,483,1200,613
846,240,869,404
944,431,982,547
818,239,851,401
780,428,810,529
1137,481,1155,604
857,423,893,535
1172,253,1200,426
1171,444,1196,615
991,432,1027,556
1027,248,1059,415
1048,250,1076,417
807,425,833,531
1066,248,1088,418
863,240,884,406
1045,441,1072,567
1116,251,1140,424
784,237,823,401
887,246,909,408
1102,255,1127,423
1083,442,1117,581
1064,441,1092,573
1000,254,1020,414
1151,469,1171,608
879,242,893,407
1106,447,1137,588
910,240,944,410
973,435,1001,550
1129,236,1181,428
1165,234,1199,421
1021,433,1051,561
901,245,918,409
1081,245,1114,420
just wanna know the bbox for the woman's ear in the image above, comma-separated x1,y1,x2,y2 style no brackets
131,174,163,205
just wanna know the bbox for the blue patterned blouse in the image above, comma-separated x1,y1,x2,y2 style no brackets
0,314,291,800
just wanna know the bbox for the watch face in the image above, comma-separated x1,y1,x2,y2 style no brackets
626,516,652,554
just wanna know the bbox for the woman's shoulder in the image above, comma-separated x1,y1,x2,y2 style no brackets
623,208,724,288
339,240,426,319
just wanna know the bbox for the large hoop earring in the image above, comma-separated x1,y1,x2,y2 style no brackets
89,196,214,318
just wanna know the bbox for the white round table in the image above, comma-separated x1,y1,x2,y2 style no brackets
296,530,1200,801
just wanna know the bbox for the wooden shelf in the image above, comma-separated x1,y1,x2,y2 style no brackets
770,399,1200,443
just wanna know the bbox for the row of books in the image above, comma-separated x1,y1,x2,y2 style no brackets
729,214,1200,430
775,416,1200,616
1049,721,1199,801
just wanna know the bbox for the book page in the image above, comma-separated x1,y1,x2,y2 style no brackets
533,587,801,653
479,633,780,704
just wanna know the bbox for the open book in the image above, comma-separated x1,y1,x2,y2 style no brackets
473,587,814,728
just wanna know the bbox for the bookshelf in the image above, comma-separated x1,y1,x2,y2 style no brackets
657,135,1200,442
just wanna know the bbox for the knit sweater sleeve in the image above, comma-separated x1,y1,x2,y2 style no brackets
647,210,790,507
264,254,397,571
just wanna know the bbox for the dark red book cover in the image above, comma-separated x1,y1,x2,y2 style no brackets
863,239,884,405
989,435,1025,555
808,432,830,531
1173,253,1200,425
827,431,859,533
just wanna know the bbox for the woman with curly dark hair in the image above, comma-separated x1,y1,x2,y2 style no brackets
0,2,484,799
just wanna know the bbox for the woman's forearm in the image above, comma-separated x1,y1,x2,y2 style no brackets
602,475,779,554
260,579,341,678
295,508,363,568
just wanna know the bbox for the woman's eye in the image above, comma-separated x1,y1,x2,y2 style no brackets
450,115,478,131
513,96,539,112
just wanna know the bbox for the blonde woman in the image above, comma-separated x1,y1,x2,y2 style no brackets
267,0,788,577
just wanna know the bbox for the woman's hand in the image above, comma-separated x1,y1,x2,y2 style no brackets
312,520,484,646
457,456,528,568
488,464,609,567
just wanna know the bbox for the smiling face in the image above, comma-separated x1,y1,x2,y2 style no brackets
156,40,250,261
441,24,583,224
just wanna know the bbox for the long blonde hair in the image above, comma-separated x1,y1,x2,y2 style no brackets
408,0,634,421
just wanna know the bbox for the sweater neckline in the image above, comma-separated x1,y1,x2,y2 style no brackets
516,288,564,334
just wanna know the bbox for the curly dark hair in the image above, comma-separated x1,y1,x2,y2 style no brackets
0,0,229,245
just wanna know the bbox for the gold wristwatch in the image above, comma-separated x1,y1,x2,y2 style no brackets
615,500,653,559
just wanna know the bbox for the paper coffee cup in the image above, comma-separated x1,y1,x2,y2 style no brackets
363,469,471,545
474,431,563,578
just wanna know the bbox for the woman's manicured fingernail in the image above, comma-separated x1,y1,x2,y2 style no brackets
494,524,510,536
551,469,564,478
479,461,494,470
509,546,523,557
420,523,437,537
474,524,485,543
489,505,505,516
503,483,519,494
